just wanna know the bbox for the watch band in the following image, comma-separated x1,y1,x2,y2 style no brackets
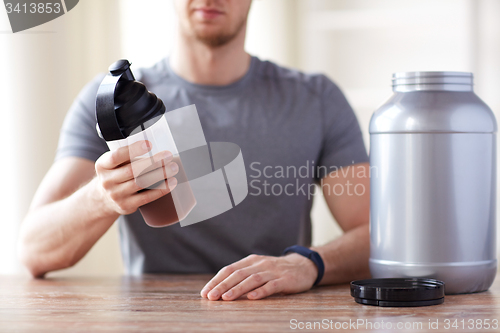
283,245,325,286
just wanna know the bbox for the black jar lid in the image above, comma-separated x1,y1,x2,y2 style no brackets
350,278,445,307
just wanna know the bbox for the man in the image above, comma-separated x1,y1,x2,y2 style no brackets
18,0,370,301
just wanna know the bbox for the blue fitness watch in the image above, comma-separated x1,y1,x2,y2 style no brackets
283,245,325,286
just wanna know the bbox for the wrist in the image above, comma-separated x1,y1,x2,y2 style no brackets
284,252,318,285
84,177,120,220
283,245,325,286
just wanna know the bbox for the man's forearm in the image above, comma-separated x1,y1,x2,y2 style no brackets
312,223,370,285
18,178,119,277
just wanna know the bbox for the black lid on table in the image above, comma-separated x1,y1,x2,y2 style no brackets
350,278,445,307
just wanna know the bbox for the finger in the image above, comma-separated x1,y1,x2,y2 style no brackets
112,151,173,184
221,271,273,301
126,177,177,208
135,161,179,190
200,255,263,298
246,278,285,300
205,265,266,301
109,173,177,202
99,141,152,170
131,150,173,178
113,164,174,197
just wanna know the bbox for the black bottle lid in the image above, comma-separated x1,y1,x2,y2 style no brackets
109,59,131,76
96,59,166,141
350,278,445,307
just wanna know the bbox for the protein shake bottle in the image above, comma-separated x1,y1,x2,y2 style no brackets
95,59,196,227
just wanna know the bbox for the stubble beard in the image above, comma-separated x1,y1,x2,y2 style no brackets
192,18,247,47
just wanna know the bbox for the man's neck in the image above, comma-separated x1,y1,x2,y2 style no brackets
170,26,251,86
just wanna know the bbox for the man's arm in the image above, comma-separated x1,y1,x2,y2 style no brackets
312,162,370,285
18,157,115,277
18,141,178,277
200,162,370,301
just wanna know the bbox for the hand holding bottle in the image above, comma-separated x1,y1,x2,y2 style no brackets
94,140,179,216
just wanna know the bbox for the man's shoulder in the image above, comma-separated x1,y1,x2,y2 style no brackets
134,59,169,86
252,57,338,97
72,73,106,112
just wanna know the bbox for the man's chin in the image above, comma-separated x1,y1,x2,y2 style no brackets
194,31,236,47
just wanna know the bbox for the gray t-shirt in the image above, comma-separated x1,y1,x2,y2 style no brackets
56,56,368,274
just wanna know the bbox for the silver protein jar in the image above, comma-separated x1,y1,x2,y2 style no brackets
369,72,497,294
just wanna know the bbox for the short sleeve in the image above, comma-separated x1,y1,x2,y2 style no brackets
55,74,109,162
316,77,368,179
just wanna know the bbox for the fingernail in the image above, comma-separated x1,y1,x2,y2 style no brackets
170,162,178,172
168,177,177,188
154,151,172,163
209,291,219,299
142,141,151,151
163,151,172,160
249,291,257,298
223,290,233,298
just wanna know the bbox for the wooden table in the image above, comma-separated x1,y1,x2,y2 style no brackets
0,275,499,332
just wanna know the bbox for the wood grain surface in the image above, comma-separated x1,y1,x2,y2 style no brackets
0,274,499,332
